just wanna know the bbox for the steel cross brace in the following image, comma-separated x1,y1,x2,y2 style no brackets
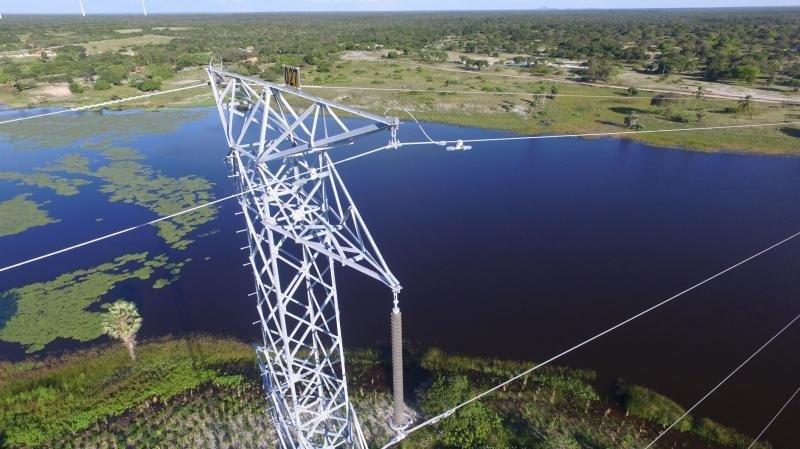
209,67,401,449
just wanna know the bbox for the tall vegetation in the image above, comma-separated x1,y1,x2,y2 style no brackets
101,300,142,361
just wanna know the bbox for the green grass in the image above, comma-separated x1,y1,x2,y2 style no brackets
617,380,771,449
81,35,174,54
0,194,58,237
618,380,693,432
0,336,256,447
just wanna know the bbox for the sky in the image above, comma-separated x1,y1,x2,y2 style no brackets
2,0,799,14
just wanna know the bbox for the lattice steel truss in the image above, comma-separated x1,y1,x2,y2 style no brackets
208,67,402,449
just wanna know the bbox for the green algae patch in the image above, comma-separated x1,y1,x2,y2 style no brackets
0,194,59,237
42,155,217,250
101,146,144,161
95,161,217,249
0,171,91,196
40,154,93,175
0,253,173,352
0,110,204,151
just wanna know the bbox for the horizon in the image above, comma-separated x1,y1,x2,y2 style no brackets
3,0,800,14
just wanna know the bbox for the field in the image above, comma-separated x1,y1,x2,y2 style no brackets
81,35,174,55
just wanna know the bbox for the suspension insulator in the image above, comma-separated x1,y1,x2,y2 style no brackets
391,307,406,428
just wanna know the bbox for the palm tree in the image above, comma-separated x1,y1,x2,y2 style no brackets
102,300,142,361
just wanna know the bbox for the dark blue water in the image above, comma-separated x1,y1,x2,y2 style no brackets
2,108,800,447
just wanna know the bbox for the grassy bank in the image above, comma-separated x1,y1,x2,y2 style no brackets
4,61,799,156
0,337,774,449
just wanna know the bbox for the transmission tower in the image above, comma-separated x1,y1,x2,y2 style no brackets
207,67,405,449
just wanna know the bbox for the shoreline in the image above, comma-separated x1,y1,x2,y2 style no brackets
0,335,774,449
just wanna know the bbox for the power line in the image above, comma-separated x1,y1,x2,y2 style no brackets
0,144,393,274
643,313,800,449
399,120,800,148
746,384,800,449
0,83,207,127
305,84,654,100
379,229,800,449
4,117,800,272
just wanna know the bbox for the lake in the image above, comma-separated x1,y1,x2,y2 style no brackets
1,107,799,448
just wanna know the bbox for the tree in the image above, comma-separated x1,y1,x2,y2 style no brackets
101,300,142,361
696,108,707,123
627,86,639,96
624,111,641,129
549,84,559,98
582,59,622,82
736,66,760,86
694,86,705,100
738,95,754,118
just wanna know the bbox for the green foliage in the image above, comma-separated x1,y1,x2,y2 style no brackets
0,336,255,447
421,376,506,449
0,194,58,237
101,300,142,361
694,418,772,449
93,79,111,90
618,380,693,432
68,81,84,94
144,64,175,80
582,59,622,82
440,402,506,449
421,375,470,415
134,77,162,92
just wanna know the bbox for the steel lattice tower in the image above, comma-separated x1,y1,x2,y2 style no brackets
208,67,403,449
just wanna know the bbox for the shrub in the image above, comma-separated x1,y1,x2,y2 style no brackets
68,82,84,94
135,78,161,92
94,79,112,90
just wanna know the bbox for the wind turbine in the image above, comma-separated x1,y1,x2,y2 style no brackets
78,0,86,16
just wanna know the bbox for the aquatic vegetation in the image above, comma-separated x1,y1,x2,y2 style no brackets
0,110,204,151
101,146,143,161
93,161,217,249
39,154,93,175
42,155,217,250
0,194,59,237
0,171,91,196
0,253,175,352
